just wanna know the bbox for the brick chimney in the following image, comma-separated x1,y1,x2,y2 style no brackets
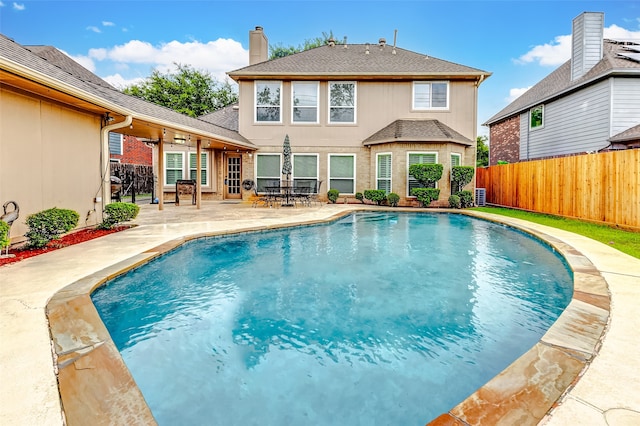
249,26,268,65
571,12,604,81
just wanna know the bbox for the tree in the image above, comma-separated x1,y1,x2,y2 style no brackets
269,31,342,59
477,135,489,167
123,63,237,117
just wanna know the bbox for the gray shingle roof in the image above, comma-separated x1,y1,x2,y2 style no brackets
484,40,640,125
609,124,640,142
199,104,239,131
0,34,253,148
229,44,490,79
363,119,474,146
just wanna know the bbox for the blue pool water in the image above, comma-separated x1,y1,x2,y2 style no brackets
92,212,573,425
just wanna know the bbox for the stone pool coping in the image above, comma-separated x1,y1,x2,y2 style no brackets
2,203,638,425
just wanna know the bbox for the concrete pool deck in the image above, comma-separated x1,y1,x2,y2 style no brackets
0,202,638,425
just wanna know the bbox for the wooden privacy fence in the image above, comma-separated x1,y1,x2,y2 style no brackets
476,149,639,229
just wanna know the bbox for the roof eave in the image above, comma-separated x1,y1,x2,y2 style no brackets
363,137,473,147
228,71,491,82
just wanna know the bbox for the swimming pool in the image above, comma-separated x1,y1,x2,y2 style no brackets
92,212,573,425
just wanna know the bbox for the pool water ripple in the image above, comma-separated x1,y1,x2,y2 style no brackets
92,212,573,425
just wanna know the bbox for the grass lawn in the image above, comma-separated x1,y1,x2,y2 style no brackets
471,207,640,260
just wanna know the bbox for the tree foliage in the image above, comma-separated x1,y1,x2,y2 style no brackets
123,63,238,117
477,135,489,167
269,31,343,59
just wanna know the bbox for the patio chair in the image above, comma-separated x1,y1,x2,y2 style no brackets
292,185,312,207
308,180,324,206
252,186,272,208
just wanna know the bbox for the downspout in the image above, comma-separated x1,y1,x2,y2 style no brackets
101,115,133,213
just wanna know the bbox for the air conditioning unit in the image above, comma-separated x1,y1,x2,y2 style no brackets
475,188,486,206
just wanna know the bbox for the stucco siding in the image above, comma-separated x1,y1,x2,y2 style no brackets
520,79,611,159
0,87,103,239
611,77,640,136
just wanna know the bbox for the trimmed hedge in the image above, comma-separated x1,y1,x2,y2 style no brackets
451,166,475,193
25,207,79,248
0,220,10,249
363,189,387,205
327,189,340,204
408,163,443,187
99,202,140,229
457,190,474,208
387,192,400,207
411,188,440,207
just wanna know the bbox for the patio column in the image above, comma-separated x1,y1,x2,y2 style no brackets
196,139,202,209
158,138,164,210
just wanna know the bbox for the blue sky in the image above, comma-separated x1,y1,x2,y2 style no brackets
2,0,639,137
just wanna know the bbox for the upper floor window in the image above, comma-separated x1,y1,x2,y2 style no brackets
255,81,281,122
329,82,356,123
292,82,319,123
413,81,448,110
530,105,544,129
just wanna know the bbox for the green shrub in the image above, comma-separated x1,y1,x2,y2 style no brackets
408,163,443,187
451,166,475,193
355,192,364,203
25,207,79,248
327,189,340,204
411,188,440,207
99,202,140,229
457,190,474,208
363,189,387,205
497,160,509,165
0,220,10,250
387,192,400,207
448,194,461,209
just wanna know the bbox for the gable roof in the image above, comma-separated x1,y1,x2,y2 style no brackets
0,34,254,149
363,119,474,147
484,40,640,126
228,44,490,81
199,103,239,131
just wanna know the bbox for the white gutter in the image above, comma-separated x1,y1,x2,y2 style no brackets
101,115,133,211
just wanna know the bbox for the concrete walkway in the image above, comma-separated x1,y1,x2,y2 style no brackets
0,202,638,425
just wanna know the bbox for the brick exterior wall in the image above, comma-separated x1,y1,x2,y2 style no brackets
111,136,152,166
489,116,520,165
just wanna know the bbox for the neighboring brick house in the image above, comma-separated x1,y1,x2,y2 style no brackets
219,27,490,206
109,134,152,166
484,12,640,165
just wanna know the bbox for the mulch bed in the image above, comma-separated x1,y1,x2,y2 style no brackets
0,226,131,267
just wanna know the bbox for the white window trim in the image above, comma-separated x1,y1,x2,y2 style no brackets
412,81,449,111
109,132,123,155
328,153,356,195
450,153,462,167
292,153,319,181
291,81,319,124
189,151,210,187
376,152,392,194
530,104,544,130
254,153,282,192
164,151,184,186
254,81,282,124
328,81,357,124
406,151,439,197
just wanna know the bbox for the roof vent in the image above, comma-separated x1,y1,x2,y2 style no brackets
343,36,348,48
255,26,263,31
379,38,386,48
328,38,335,47
365,43,370,54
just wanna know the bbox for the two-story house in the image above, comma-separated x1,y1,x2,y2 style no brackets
485,12,640,165
206,27,490,206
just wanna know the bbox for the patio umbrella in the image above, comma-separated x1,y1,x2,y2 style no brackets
282,134,292,183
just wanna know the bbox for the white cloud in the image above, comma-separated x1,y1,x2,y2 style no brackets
12,2,25,11
102,21,115,27
86,26,101,34
0,2,5,8
102,73,145,90
515,34,572,67
515,23,640,67
506,86,532,103
92,38,248,82
604,24,640,42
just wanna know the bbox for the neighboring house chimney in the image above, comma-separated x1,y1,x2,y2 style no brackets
249,26,268,65
571,12,604,81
